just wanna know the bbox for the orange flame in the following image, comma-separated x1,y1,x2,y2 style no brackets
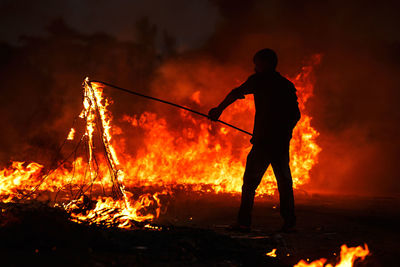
67,128,75,140
119,55,321,195
294,244,369,267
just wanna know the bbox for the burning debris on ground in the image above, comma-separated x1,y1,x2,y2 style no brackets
0,201,280,266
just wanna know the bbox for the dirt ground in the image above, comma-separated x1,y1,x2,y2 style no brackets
159,192,400,266
0,193,399,266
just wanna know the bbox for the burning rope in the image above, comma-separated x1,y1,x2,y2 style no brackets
89,79,253,136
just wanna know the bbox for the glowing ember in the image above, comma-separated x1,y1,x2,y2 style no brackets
294,244,369,267
266,248,277,257
0,56,321,228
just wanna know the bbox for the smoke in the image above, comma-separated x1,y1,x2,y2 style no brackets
1,0,399,196
236,0,400,196
0,18,161,163
0,0,219,50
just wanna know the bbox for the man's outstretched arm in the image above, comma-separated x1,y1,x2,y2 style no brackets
208,80,252,121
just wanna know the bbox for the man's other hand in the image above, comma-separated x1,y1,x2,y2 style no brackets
208,107,222,121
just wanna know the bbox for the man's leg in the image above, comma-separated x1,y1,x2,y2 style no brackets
237,145,270,227
270,141,296,227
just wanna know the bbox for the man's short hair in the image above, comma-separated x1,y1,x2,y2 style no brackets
253,49,278,69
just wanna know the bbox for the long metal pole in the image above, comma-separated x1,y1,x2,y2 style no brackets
90,80,253,136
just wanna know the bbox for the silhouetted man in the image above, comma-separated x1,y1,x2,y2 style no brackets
208,49,300,232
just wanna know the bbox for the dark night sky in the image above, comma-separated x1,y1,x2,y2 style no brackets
1,0,400,196
0,0,220,50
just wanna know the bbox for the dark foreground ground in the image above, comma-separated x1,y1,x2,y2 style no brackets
0,193,399,266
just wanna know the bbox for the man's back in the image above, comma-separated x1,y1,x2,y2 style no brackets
232,71,301,142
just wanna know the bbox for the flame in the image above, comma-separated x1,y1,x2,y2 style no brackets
0,56,321,228
0,161,43,202
294,244,369,267
67,128,75,140
65,192,165,227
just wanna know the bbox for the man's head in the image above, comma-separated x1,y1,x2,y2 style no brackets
253,48,278,73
